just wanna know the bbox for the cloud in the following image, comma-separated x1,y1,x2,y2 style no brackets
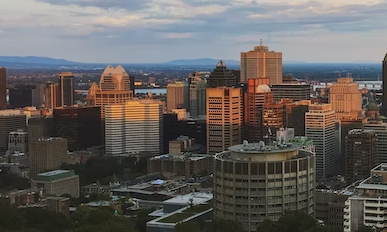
0,0,386,63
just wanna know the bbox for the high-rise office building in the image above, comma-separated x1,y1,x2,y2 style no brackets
53,106,102,151
329,77,362,119
29,137,68,177
59,72,74,107
207,60,238,88
8,84,43,108
364,121,387,164
207,87,242,155
32,84,45,107
0,110,27,152
345,129,377,184
244,78,273,142
44,82,59,109
87,65,133,118
240,45,282,84
271,83,311,102
105,99,163,156
214,141,315,231
166,82,189,112
189,72,207,117
381,52,387,116
285,100,311,136
262,99,293,134
305,104,338,180
27,117,54,144
0,68,6,110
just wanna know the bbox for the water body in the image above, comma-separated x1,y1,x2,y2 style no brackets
135,88,166,94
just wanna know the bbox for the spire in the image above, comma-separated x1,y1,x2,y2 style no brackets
216,60,227,68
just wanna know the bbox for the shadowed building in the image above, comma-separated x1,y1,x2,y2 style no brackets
59,72,74,107
44,82,59,109
382,52,387,116
166,82,189,112
53,106,102,151
0,110,27,152
0,68,6,110
271,83,311,102
207,60,238,88
189,72,207,117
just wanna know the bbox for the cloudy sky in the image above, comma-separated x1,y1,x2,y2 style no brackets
0,0,386,63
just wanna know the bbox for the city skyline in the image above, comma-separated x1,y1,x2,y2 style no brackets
0,0,387,63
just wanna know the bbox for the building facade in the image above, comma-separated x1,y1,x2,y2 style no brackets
305,104,338,180
244,78,273,142
364,122,387,164
105,99,164,156
59,72,74,107
214,141,315,231
207,87,242,155
29,137,68,177
0,68,6,110
381,52,387,116
271,84,311,102
53,105,102,151
345,129,377,184
240,45,282,84
0,110,27,152
44,82,59,109
167,82,189,112
8,129,28,154
32,170,79,198
207,60,238,88
285,100,310,136
189,72,207,118
329,77,362,119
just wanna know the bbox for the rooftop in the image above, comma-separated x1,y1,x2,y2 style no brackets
150,153,209,162
229,141,300,154
0,110,24,116
34,170,76,182
163,192,213,205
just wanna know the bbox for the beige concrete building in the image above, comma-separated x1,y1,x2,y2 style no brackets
29,137,68,177
305,104,338,180
44,82,59,110
241,45,283,84
166,82,189,112
168,136,195,155
87,65,133,118
105,99,164,156
32,170,79,198
214,141,316,231
207,87,242,155
0,110,27,152
8,129,28,154
329,77,362,119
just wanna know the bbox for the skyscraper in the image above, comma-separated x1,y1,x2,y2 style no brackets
44,82,59,109
244,78,273,142
105,99,163,156
8,85,35,108
345,129,377,184
329,77,362,119
241,45,283,84
87,65,133,118
166,82,189,112
0,110,27,152
189,72,207,118
0,68,6,110
271,83,311,102
59,72,74,107
53,106,102,151
305,104,338,180
382,52,387,116
207,60,238,88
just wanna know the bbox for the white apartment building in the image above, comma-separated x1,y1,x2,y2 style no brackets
344,164,387,232
305,103,338,180
105,99,163,156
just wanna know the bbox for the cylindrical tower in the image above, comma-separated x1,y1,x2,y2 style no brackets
213,141,315,231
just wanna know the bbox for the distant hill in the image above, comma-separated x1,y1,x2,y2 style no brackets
0,56,80,65
164,58,240,66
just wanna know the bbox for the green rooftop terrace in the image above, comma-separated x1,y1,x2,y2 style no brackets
34,170,76,182
157,203,213,223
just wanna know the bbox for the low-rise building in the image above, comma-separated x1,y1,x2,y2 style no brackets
47,197,70,217
8,129,28,154
146,192,213,232
31,170,80,198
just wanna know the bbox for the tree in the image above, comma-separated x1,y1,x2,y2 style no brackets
175,222,201,232
356,225,381,232
205,217,246,232
256,211,327,232
134,209,154,232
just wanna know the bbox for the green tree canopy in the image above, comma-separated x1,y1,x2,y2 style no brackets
204,217,246,232
175,222,201,232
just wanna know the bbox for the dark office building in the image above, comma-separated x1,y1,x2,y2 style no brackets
271,84,311,102
129,75,135,95
345,129,377,183
53,106,102,151
207,60,238,88
28,117,54,143
382,52,387,116
0,111,27,152
178,118,207,148
163,113,180,154
0,68,6,110
230,70,241,84
59,72,74,107
9,85,36,108
285,101,310,136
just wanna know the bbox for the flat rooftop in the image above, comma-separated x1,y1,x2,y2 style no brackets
0,110,24,116
229,141,300,154
150,154,209,161
163,192,213,205
34,170,76,182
